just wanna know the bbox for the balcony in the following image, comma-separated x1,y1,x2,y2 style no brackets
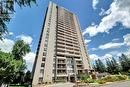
57,70,67,76
57,65,66,68
57,60,66,64
76,61,82,64
77,66,84,70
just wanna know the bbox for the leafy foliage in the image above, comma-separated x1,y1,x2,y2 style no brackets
0,40,31,85
94,59,106,73
0,0,36,40
97,75,128,84
93,54,130,74
106,57,121,74
119,54,130,72
80,74,94,83
0,51,23,85
24,70,32,84
12,40,30,60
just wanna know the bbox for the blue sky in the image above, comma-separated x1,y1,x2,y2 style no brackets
0,0,130,71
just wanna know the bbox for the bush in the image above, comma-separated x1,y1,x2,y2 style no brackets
97,79,106,84
87,78,95,83
116,75,127,80
79,74,95,83
102,75,119,82
97,75,128,84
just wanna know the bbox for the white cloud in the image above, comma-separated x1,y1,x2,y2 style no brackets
99,8,106,16
103,54,112,60
109,47,130,57
16,35,33,44
99,42,124,50
84,39,91,44
23,52,36,71
91,47,98,51
97,33,130,50
83,0,130,37
109,51,121,56
23,52,36,63
89,54,99,61
89,53,112,61
124,48,130,56
92,0,99,9
123,34,130,46
0,38,14,52
112,38,120,42
9,32,14,35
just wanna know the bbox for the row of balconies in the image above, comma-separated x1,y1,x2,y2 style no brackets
57,27,75,32
57,41,78,47
57,26,77,34
57,36,78,43
56,47,80,54
57,47,80,53
57,34,78,42
57,33,77,40
56,48,80,54
57,32,77,39
57,18,74,23
57,23,72,28
57,43,79,49
57,39,78,46
57,52,81,57
57,38,78,45
57,31,77,38
57,30,77,37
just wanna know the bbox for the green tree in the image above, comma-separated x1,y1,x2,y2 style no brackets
12,40,30,60
0,51,23,86
0,40,31,85
95,59,106,73
119,54,130,72
11,40,31,84
24,70,32,84
0,0,36,40
106,57,121,74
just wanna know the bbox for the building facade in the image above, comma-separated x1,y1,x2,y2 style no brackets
32,2,90,85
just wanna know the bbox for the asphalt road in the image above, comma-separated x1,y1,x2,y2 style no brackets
48,82,74,87
47,80,130,87
101,80,130,87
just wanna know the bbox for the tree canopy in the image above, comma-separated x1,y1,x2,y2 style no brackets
94,59,106,73
119,54,130,72
93,54,130,74
0,0,36,40
0,40,31,86
12,40,31,60
0,51,23,85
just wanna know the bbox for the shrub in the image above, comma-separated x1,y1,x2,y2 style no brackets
97,75,128,84
116,75,127,80
97,79,106,84
79,74,95,83
86,78,95,83
102,75,119,82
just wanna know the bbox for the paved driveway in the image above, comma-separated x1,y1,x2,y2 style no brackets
101,80,130,87
46,80,130,87
48,82,74,87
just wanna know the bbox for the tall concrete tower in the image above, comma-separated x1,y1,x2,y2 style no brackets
32,2,90,86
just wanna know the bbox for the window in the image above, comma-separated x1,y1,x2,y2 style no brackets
42,57,45,61
38,77,43,84
44,47,47,51
40,69,44,73
41,63,45,67
44,43,48,47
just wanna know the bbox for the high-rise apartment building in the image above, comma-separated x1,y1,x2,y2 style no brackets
32,2,90,86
